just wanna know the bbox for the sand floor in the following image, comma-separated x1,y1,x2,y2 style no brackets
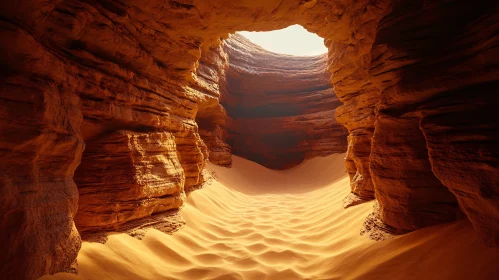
41,154,499,280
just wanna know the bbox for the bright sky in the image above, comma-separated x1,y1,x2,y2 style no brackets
239,25,327,56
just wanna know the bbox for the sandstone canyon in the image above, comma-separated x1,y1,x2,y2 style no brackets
223,34,348,169
0,0,498,280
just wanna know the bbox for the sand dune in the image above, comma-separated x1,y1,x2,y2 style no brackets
41,154,499,280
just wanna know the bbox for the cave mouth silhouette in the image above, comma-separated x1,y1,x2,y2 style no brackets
238,24,328,56
3,1,499,279
195,30,345,171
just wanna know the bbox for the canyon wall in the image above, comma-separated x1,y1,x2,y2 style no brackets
1,1,376,278
1,0,498,279
0,0,211,278
194,34,348,171
222,34,347,169
366,0,499,243
192,43,232,167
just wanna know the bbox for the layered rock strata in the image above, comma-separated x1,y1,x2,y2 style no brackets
0,1,209,278
74,131,185,234
365,0,499,245
192,43,232,167
222,35,347,169
1,0,499,279
0,20,84,279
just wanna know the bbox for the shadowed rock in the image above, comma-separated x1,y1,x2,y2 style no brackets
0,1,498,279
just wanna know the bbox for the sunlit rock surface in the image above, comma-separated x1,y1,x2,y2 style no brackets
222,34,348,169
74,131,185,234
0,0,498,279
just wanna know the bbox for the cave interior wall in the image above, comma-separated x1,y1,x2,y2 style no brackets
0,0,498,279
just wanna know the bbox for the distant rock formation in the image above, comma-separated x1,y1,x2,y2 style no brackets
0,0,498,279
192,35,348,170
222,34,347,169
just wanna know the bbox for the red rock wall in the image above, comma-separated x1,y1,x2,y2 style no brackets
222,34,348,169
0,20,84,279
0,0,396,278
1,0,498,279
192,34,349,170
0,0,211,278
369,114,462,233
330,0,394,205
74,131,184,233
367,0,499,245
192,43,233,167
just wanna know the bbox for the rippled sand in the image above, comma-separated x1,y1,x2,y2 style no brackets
42,154,499,280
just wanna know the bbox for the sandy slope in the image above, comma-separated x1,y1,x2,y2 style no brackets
41,154,499,280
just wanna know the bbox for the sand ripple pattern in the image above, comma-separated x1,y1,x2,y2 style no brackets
43,154,499,280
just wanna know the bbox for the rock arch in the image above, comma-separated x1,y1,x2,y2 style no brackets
0,1,498,279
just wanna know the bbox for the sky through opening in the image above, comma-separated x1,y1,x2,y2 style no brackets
238,25,327,56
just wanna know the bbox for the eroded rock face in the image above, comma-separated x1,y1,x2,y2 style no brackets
366,0,499,245
369,114,462,232
192,34,349,170
3,0,383,277
0,20,84,279
192,43,233,167
0,0,210,278
74,131,184,233
222,35,348,169
1,0,498,279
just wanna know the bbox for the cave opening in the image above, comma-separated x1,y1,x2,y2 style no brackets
2,1,499,279
239,24,328,56
195,25,348,170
